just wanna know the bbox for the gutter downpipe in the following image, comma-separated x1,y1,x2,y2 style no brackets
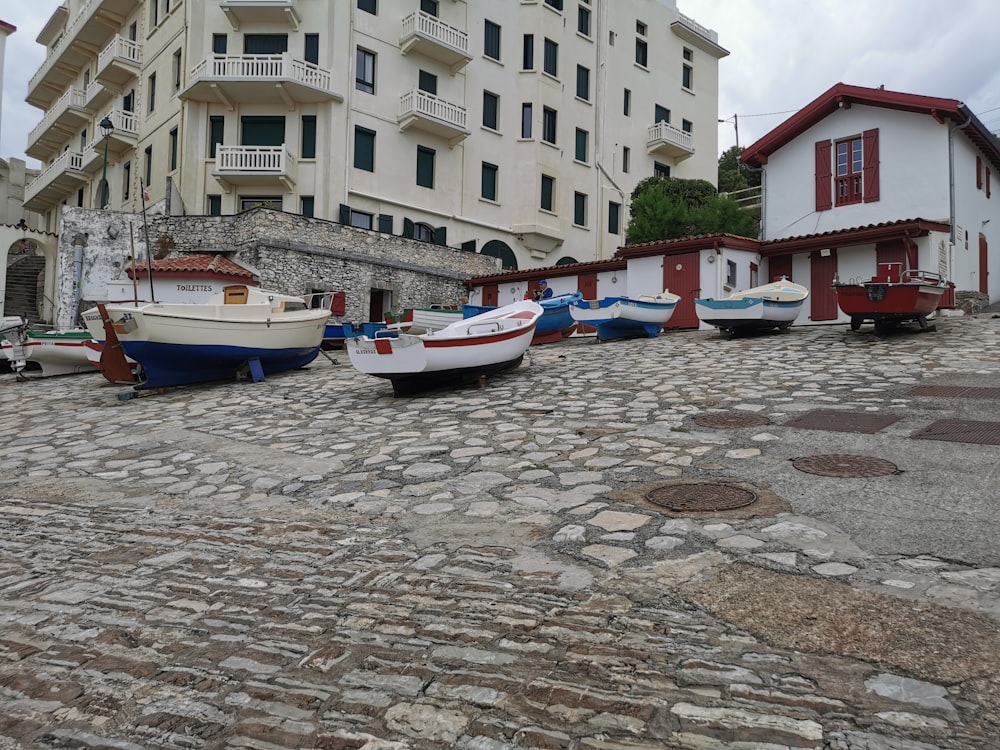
949,110,972,268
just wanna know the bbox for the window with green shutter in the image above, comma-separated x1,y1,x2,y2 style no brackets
416,146,435,188
540,174,554,211
575,128,588,162
354,126,375,171
301,116,316,159
481,162,498,201
483,91,498,130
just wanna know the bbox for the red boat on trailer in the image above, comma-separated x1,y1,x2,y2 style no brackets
834,262,952,333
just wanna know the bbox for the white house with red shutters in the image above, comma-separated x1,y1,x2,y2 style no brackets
742,83,999,322
465,83,999,328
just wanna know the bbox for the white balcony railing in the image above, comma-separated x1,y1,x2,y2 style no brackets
25,150,85,199
98,34,141,71
216,145,290,173
646,121,694,154
27,87,87,145
190,53,332,91
401,11,469,56
400,90,467,131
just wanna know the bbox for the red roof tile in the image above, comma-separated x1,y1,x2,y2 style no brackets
126,254,255,280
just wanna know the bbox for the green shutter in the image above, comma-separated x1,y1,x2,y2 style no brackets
434,226,447,246
354,127,375,171
461,240,477,253
403,218,414,238
378,214,393,234
339,204,351,224
301,116,316,159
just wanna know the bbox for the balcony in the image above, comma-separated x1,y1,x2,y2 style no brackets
27,0,141,109
23,150,88,212
398,90,470,147
181,54,342,108
511,221,564,260
85,78,115,112
400,11,471,73
219,0,301,30
26,88,89,161
212,145,297,190
81,109,140,173
646,121,695,160
670,13,729,58
96,35,141,91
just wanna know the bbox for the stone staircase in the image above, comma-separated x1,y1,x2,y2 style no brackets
4,255,45,326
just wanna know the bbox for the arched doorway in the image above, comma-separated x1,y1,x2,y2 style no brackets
555,256,578,265
481,239,518,270
3,235,44,324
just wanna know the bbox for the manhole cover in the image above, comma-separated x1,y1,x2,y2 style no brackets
908,386,1000,399
784,409,902,434
911,419,1000,446
791,454,899,478
694,413,770,429
646,483,757,512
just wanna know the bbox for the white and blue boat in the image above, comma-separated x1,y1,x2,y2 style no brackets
569,291,681,342
463,291,582,345
695,279,809,337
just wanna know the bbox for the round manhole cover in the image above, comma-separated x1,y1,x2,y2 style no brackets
694,413,770,429
646,483,757,512
791,454,898,478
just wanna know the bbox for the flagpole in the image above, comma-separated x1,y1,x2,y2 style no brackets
139,179,156,303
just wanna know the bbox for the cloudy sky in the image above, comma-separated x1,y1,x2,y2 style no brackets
2,0,998,165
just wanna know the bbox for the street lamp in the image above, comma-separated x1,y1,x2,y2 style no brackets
98,116,114,209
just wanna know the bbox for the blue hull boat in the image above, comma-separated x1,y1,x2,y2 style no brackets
568,291,681,342
464,291,581,345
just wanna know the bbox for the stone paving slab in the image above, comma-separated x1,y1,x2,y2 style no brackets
1,314,999,748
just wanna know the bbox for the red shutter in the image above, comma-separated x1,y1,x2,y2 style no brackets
330,291,346,316
977,156,983,189
862,128,880,203
815,140,832,211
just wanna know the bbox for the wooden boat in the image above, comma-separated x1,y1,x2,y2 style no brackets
81,285,330,390
386,305,464,334
1,317,94,378
568,291,681,341
462,291,582,345
346,300,542,395
695,279,809,337
834,264,951,332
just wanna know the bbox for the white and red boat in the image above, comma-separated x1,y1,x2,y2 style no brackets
1,317,94,378
347,300,542,395
834,263,952,333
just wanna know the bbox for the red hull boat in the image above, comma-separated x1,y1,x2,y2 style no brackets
834,263,952,333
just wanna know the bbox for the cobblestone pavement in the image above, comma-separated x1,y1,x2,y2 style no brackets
1,313,999,749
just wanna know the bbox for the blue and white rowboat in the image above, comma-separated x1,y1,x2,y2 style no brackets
695,279,809,337
568,291,681,341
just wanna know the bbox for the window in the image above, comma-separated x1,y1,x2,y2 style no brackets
304,34,318,65
351,211,374,230
521,103,532,138
418,70,437,95
522,34,534,70
212,34,227,54
240,115,285,146
608,201,621,234
622,146,630,173
635,21,648,67
576,65,590,100
835,136,864,205
726,260,737,287
654,161,670,178
244,34,288,54
147,72,156,113
481,162,498,201
301,115,316,159
356,48,375,93
682,119,692,134
122,161,131,201
682,63,693,90
540,174,555,211
172,49,182,92
544,0,563,9
123,89,135,113
483,91,499,130
414,223,434,242
416,145,435,188
150,0,159,27
575,128,588,162
542,107,557,144
144,145,153,190
623,88,631,116
573,192,587,226
578,5,591,36
421,0,438,15
654,105,670,123
358,0,376,14
484,20,501,60
354,127,375,171
239,196,281,211
543,38,558,76
208,195,222,216
209,116,224,158
683,47,693,61
168,126,178,170
301,196,314,217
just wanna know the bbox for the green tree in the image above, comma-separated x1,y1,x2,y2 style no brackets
717,145,762,193
625,176,758,244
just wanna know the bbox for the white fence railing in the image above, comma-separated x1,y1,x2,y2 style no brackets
190,54,332,91
401,11,469,55
28,87,87,145
216,145,291,173
646,121,694,152
400,90,467,130
25,150,85,200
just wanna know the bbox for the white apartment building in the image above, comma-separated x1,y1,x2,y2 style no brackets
23,0,727,269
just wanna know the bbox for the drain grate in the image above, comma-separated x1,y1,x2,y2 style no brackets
693,413,771,429
646,483,757,512
784,409,902,434
791,454,899,478
911,419,1000,446
908,385,1000,399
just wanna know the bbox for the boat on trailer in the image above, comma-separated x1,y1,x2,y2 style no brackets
695,279,809,337
346,300,541,395
834,263,951,333
568,291,681,342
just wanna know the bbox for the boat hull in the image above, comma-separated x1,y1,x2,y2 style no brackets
569,295,679,341
835,282,945,331
1,326,94,377
695,298,804,333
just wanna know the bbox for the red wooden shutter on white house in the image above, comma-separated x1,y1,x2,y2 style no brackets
815,140,832,211
862,128,880,203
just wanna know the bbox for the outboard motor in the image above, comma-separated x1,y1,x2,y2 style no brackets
0,316,29,375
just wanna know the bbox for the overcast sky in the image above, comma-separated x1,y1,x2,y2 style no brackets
2,0,999,165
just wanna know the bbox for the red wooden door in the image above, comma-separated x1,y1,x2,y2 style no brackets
662,252,700,329
769,255,793,282
576,272,598,333
482,284,499,307
810,250,839,321
980,235,989,295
